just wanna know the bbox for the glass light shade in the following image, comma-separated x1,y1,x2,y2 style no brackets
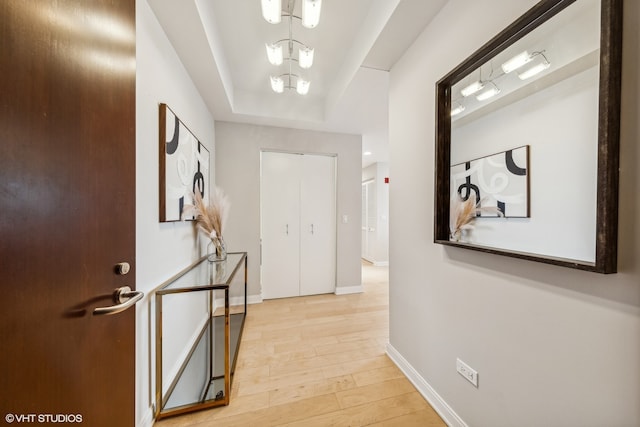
296,78,310,95
501,51,532,73
460,81,484,97
301,0,322,28
475,82,500,101
517,59,551,80
261,0,282,24
270,76,284,93
266,43,283,66
298,47,314,69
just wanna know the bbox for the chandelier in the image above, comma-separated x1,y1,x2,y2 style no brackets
261,0,322,95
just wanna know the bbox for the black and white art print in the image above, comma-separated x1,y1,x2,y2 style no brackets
159,103,210,222
451,145,529,218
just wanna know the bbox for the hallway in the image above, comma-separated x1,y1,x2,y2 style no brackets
155,263,445,426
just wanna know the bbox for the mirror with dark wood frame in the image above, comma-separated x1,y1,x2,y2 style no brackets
434,0,622,273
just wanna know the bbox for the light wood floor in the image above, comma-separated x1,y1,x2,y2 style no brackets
155,262,446,427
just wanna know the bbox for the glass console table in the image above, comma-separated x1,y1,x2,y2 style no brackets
155,252,247,420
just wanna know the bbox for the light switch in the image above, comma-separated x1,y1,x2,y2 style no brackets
342,215,348,224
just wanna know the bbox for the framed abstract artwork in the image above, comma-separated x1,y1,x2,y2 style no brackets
450,145,529,218
159,103,210,222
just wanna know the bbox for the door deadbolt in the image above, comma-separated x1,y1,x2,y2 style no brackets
115,262,131,275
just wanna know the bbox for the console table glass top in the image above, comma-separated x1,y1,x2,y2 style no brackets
157,252,246,294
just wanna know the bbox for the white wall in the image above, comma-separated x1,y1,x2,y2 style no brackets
388,0,640,426
135,0,216,425
362,162,389,265
214,121,362,299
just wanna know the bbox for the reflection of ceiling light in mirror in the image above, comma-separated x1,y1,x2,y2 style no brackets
476,82,500,101
461,81,484,97
517,58,551,80
501,51,532,73
451,103,465,116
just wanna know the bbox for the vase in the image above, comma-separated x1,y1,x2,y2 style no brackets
207,236,227,262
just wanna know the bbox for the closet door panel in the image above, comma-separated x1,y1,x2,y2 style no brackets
300,155,336,296
361,183,368,259
362,180,377,262
260,152,301,299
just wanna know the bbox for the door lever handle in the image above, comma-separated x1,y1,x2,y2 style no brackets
310,224,314,234
93,286,143,316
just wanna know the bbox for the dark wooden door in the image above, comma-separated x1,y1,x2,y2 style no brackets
0,1,137,426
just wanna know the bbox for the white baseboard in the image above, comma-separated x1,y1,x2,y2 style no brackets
214,294,263,308
334,285,364,295
362,256,389,267
247,294,263,304
386,343,468,427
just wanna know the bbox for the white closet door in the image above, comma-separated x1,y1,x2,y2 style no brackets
361,183,368,259
300,154,336,296
364,180,377,261
260,152,301,299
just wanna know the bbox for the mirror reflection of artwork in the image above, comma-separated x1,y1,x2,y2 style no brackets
451,146,529,218
159,103,210,222
434,0,622,272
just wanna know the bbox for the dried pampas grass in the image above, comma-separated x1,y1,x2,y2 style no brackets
450,194,503,241
182,186,230,240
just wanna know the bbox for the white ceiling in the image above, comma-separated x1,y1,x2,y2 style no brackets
147,0,448,167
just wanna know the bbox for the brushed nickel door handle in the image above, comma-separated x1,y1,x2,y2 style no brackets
93,286,143,316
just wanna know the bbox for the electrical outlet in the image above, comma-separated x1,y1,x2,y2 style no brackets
456,358,478,387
